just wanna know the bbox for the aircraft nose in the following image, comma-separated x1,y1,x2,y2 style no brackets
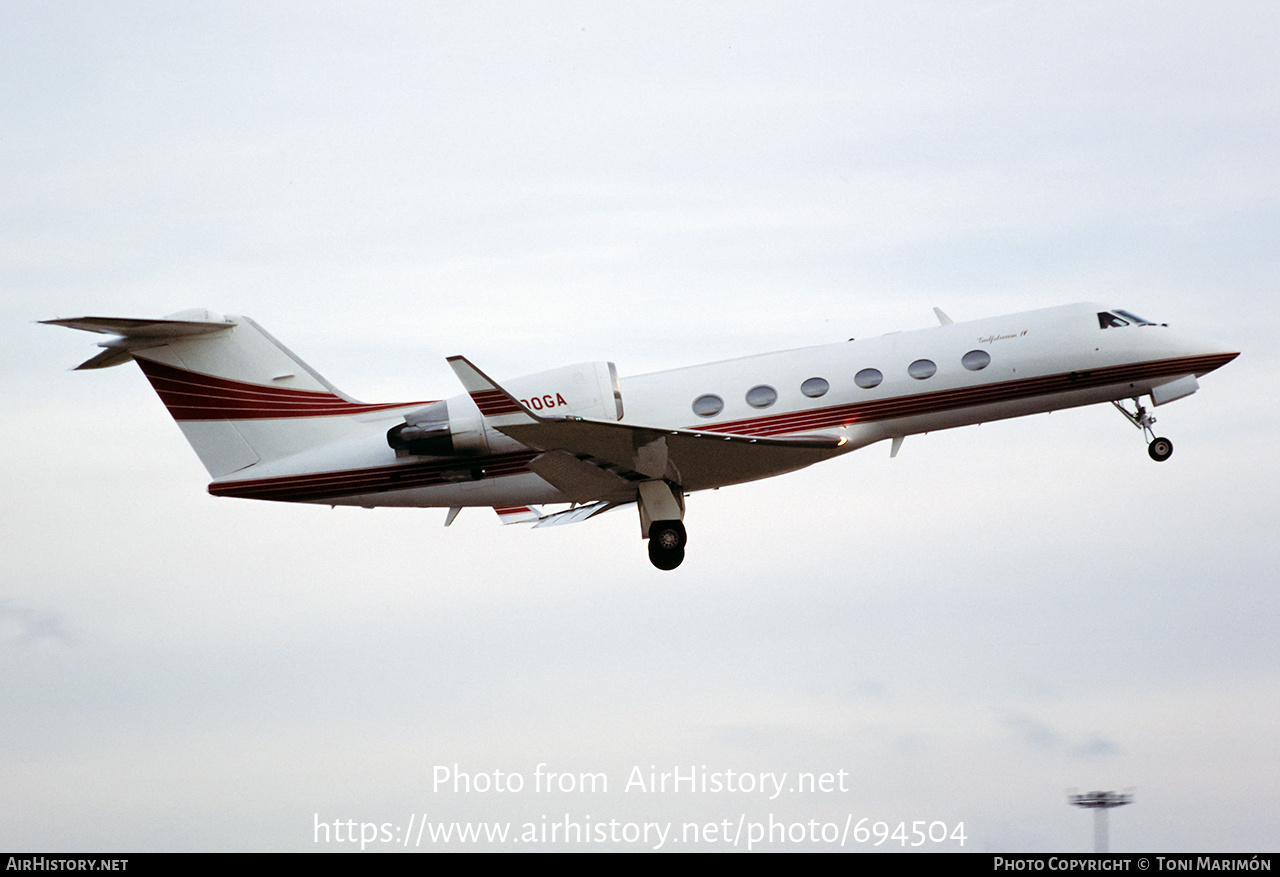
1155,327,1238,378
1193,342,1239,377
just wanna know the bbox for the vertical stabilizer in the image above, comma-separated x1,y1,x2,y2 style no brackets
44,311,417,478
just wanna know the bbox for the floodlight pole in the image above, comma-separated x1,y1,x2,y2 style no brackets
1068,790,1132,853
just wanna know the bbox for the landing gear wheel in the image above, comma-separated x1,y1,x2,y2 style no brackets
1115,399,1177,463
647,520,687,571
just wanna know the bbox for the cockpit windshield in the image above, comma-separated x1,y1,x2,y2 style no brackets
1098,309,1160,329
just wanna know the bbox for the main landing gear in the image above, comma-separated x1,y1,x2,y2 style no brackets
1112,397,1174,462
648,520,687,571
638,480,687,571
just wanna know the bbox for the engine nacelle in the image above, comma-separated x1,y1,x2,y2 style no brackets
387,400,489,457
498,361,623,422
387,361,623,457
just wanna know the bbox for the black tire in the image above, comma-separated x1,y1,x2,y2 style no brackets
1148,437,1173,462
648,543,685,570
647,520,687,570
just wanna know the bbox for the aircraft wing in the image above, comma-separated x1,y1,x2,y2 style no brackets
448,356,846,493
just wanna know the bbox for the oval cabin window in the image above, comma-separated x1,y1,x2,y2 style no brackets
908,359,937,380
746,385,777,408
692,394,724,417
801,377,829,398
855,368,883,389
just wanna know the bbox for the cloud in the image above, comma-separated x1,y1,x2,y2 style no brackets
1000,711,1065,750
1070,737,1120,759
0,599,76,648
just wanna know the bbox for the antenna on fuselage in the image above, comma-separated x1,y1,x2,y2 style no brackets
933,307,954,326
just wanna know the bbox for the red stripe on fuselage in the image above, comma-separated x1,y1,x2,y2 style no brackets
204,351,1236,504
136,358,426,420
210,452,539,502
695,352,1237,437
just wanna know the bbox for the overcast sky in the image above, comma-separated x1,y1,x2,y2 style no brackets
4,1,1278,852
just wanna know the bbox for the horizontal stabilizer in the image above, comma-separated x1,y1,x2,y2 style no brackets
41,312,236,369
67,347,136,370
40,314,235,337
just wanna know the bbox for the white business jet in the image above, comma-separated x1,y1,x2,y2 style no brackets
45,303,1237,570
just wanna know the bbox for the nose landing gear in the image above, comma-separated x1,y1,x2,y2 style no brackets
1147,435,1173,462
1113,398,1173,462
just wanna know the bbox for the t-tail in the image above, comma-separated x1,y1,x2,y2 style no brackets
42,310,418,478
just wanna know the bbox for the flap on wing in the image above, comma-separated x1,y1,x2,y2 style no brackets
527,450,637,503
532,501,628,528
448,355,846,493
504,418,842,490
490,500,627,528
493,505,542,525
